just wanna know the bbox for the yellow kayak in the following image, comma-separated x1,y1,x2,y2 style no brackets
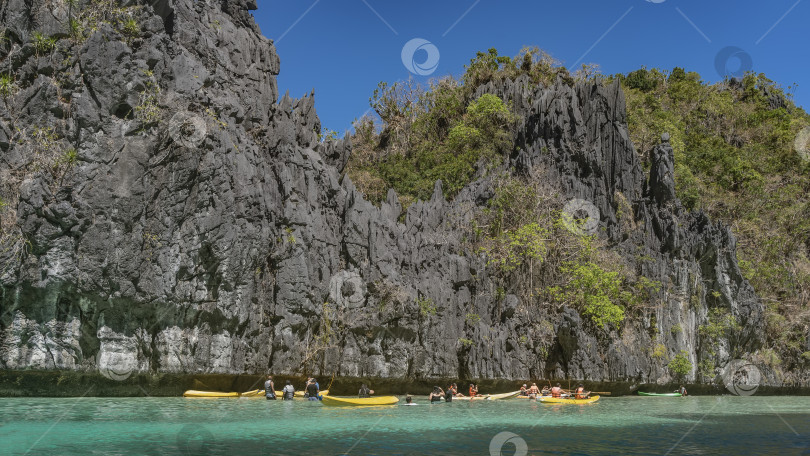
239,389,264,398
321,396,399,407
539,395,600,404
239,389,330,398
467,391,521,401
260,389,330,398
183,390,240,398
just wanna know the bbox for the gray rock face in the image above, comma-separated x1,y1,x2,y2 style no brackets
648,139,677,206
0,0,771,386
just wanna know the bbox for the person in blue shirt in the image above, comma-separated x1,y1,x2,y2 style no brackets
303,378,321,397
306,379,320,400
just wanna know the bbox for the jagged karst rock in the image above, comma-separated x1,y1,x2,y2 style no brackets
647,134,678,206
0,0,770,387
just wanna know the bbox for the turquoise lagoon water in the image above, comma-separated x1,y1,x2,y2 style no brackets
1,395,809,455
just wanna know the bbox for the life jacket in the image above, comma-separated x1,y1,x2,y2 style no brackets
359,387,370,398
575,387,585,399
520,387,528,396
282,385,294,400
551,387,561,398
264,380,275,398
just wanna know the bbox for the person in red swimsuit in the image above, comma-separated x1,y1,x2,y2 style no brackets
469,383,480,397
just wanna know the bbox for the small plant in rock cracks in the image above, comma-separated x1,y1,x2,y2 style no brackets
458,338,474,348
0,74,15,99
134,70,162,125
122,18,139,37
31,31,57,56
417,296,437,316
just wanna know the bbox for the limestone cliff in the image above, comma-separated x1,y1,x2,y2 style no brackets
0,0,772,388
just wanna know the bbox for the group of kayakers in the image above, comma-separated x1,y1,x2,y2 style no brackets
262,375,599,402
262,375,323,401
428,383,481,403
425,382,491,402
518,382,591,399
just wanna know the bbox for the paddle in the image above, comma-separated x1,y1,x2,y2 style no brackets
560,388,611,396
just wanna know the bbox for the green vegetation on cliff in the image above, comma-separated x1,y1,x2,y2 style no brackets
346,49,664,333
348,48,568,206
476,176,658,332
668,350,693,378
345,47,810,372
616,67,810,372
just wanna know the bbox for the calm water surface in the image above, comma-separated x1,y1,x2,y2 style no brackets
1,395,809,455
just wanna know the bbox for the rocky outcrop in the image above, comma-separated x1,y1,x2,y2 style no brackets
0,0,772,387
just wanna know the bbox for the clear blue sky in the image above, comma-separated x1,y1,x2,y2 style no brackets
252,0,808,133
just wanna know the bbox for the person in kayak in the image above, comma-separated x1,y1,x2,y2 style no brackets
541,386,550,396
528,383,541,398
445,383,460,402
358,383,374,398
575,384,589,399
282,380,295,400
678,385,688,396
264,375,276,400
454,383,465,397
306,379,320,401
429,386,445,403
469,383,480,397
519,384,529,396
551,383,562,398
